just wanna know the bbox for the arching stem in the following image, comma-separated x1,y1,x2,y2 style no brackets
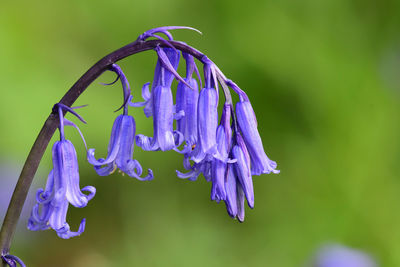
0,39,205,265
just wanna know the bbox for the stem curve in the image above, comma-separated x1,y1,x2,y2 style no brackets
0,39,205,263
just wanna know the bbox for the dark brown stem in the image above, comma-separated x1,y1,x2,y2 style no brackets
0,39,205,264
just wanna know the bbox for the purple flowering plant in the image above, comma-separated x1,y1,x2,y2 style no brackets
0,26,278,266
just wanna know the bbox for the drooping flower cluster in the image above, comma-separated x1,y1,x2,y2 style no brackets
173,57,279,221
28,26,279,239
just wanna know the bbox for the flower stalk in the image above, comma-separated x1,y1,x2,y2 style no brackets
0,38,205,265
0,27,279,266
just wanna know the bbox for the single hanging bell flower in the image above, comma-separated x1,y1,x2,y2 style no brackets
210,103,232,202
28,104,96,239
232,133,254,209
190,63,219,163
87,114,153,180
175,53,200,152
87,64,153,180
134,47,188,151
228,80,279,176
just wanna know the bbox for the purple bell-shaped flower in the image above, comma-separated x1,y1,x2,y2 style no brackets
28,104,95,239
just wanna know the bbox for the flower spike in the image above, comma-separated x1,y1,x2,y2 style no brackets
24,26,280,251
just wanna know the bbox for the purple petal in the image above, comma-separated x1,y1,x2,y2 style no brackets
176,168,201,181
195,87,218,156
56,218,86,239
236,185,245,222
49,189,68,230
87,115,123,166
153,85,175,151
232,144,254,209
115,115,135,170
81,186,96,201
29,203,52,229
35,170,54,204
63,118,87,149
176,78,199,145
236,100,279,175
2,254,26,267
129,82,151,107
125,159,154,181
52,141,67,193
220,103,233,143
93,162,117,176
60,140,94,208
211,159,226,202
224,164,238,218
135,134,159,151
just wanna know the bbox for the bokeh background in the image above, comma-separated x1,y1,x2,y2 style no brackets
1,0,400,266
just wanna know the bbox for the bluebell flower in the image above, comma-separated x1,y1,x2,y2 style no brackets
176,155,212,181
228,80,279,175
314,244,378,267
190,64,220,163
221,132,254,221
223,164,237,217
175,89,219,179
232,133,254,208
28,104,96,239
87,115,153,180
210,103,232,202
174,53,200,151
221,160,247,222
133,47,187,151
87,64,153,180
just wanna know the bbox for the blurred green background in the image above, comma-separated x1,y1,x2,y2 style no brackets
1,0,400,266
